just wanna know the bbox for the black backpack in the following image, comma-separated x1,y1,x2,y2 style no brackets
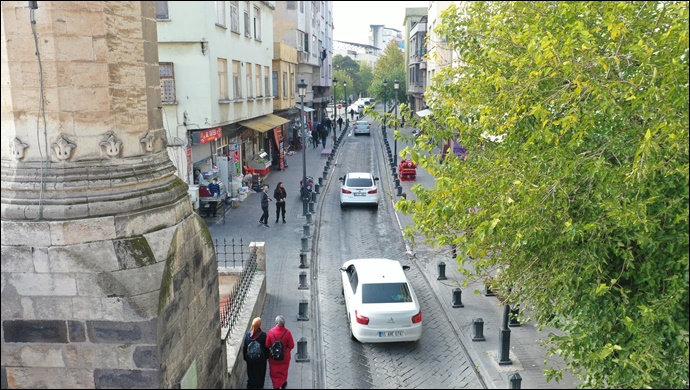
269,329,286,361
246,333,263,361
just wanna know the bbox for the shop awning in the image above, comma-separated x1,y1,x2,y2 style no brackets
239,114,290,133
295,105,315,112
416,108,433,117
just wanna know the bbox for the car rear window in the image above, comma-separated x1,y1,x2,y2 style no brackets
346,178,373,187
362,283,412,303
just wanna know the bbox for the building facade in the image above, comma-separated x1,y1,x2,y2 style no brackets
403,8,429,112
370,24,404,51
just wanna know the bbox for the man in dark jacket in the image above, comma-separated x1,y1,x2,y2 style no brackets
337,116,343,132
318,121,328,148
258,184,272,227
273,182,287,223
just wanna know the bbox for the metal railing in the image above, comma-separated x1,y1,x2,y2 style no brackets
219,250,258,330
215,238,250,267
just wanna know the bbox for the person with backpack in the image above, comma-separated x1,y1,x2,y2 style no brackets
243,317,270,389
265,315,295,389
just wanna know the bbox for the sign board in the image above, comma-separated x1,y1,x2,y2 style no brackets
192,127,222,144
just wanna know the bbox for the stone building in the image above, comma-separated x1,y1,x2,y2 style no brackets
1,2,223,388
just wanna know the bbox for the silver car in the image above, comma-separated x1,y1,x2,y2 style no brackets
339,172,379,208
352,120,371,136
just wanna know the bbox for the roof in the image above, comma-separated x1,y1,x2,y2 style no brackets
346,172,373,178
345,259,407,284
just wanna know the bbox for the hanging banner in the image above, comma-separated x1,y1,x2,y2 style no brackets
192,127,222,144
272,125,285,170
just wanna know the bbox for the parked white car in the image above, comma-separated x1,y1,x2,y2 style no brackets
339,258,423,343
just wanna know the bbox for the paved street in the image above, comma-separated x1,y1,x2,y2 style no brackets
206,109,581,389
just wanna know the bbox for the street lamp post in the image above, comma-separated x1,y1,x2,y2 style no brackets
298,79,308,216
343,81,348,126
394,79,399,166
332,78,337,141
382,80,388,131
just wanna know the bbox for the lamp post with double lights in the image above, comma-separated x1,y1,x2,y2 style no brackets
394,79,400,166
382,80,388,131
332,78,338,141
298,79,309,216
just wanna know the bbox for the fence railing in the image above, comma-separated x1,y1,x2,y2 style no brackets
219,250,258,331
215,238,250,267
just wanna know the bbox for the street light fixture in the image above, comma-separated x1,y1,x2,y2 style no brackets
394,79,400,166
332,78,338,141
298,79,309,216
343,81,348,125
382,80,388,130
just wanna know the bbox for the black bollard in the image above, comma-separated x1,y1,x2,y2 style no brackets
311,191,317,203
297,299,309,321
303,224,310,237
508,373,522,389
484,279,496,296
323,169,328,179
452,288,464,308
394,178,400,188
509,306,521,327
318,177,323,186
497,304,512,365
396,185,403,197
437,261,447,280
309,201,315,213
295,337,310,362
472,318,485,341
314,183,320,194
306,212,313,224
298,271,309,290
301,236,308,252
299,250,308,269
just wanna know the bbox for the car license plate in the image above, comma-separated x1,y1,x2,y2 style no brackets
379,331,403,337
354,192,365,196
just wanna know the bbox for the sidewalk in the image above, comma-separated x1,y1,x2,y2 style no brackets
385,118,581,389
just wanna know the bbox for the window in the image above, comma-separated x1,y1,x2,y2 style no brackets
282,71,287,98
215,1,225,27
272,71,278,98
233,60,241,98
246,62,253,98
361,283,413,304
298,31,307,52
253,6,261,40
264,66,270,97
287,1,296,10
155,1,168,19
300,1,304,13
218,58,228,99
255,64,261,97
312,35,317,56
159,62,175,102
229,1,239,33
290,68,295,97
244,1,251,37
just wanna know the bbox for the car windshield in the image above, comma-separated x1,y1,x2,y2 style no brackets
362,283,412,304
346,178,373,187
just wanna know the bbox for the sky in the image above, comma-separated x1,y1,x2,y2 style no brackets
333,1,428,45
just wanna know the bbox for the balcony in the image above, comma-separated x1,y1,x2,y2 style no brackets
298,51,310,64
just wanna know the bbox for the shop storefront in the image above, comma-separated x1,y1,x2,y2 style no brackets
238,114,289,175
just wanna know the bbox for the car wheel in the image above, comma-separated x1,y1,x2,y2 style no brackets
340,202,345,209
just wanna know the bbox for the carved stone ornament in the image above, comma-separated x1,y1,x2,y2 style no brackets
100,133,123,158
140,131,155,153
10,137,29,160
51,134,77,161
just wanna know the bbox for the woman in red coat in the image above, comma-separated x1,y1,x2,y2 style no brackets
265,315,295,389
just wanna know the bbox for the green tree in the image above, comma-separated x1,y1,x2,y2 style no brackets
332,70,353,103
356,62,375,99
371,41,407,105
397,2,689,388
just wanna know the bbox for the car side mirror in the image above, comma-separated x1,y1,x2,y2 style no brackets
339,267,347,272
374,177,379,181
338,177,344,181
402,265,411,271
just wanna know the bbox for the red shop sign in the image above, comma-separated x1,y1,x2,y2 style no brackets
194,127,222,144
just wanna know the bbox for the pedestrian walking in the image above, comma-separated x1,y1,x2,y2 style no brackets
337,116,343,132
266,315,295,390
311,126,320,149
349,108,355,120
318,121,328,148
273,182,287,223
258,184,272,227
243,317,269,389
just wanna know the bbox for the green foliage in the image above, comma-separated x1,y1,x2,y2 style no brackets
370,41,408,105
357,63,375,98
333,70,353,103
400,2,689,388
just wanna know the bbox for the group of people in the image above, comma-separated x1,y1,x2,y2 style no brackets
243,315,295,389
258,182,287,227
309,117,332,148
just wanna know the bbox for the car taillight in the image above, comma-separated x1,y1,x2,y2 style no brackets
355,310,369,325
368,188,377,194
412,310,422,324
342,189,352,194
367,125,370,129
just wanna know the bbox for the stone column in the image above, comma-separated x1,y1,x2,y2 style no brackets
1,2,223,388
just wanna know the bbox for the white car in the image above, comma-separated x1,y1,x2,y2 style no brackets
352,120,371,136
339,259,423,343
339,172,379,208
